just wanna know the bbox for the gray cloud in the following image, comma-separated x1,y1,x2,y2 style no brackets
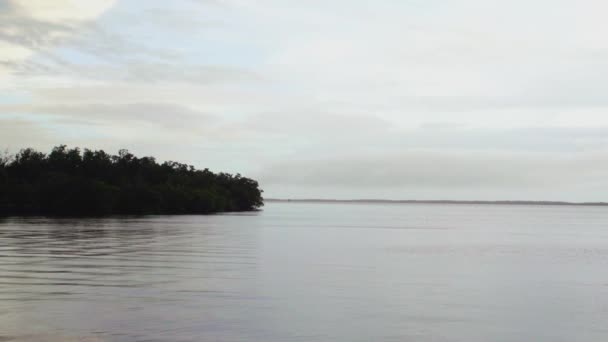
384,94,608,112
0,14,72,51
23,63,261,84
2,16,257,85
223,112,608,155
256,151,608,191
0,103,216,139
0,103,227,166
0,118,54,149
0,1,117,76
399,126,608,153
0,0,227,81
231,110,391,136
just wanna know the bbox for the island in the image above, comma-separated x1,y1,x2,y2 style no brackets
0,145,263,216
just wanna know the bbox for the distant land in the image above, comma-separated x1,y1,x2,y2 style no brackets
267,198,608,207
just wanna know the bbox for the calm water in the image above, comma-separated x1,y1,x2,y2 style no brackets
2,202,608,341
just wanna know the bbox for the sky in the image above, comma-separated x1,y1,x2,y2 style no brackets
1,0,608,201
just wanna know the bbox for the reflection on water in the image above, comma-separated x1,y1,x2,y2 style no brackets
1,203,608,341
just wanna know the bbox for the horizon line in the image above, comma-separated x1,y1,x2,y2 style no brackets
265,198,608,207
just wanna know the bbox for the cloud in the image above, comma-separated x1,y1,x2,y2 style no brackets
229,110,391,137
17,62,260,84
0,0,116,75
0,40,32,71
256,150,608,202
0,102,223,155
0,117,54,149
0,102,214,130
10,0,116,22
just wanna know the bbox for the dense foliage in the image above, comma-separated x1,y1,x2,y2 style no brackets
0,146,263,216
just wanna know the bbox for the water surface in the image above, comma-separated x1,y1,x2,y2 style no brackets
1,202,608,341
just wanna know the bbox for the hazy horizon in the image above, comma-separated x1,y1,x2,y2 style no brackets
265,198,608,205
2,1,608,202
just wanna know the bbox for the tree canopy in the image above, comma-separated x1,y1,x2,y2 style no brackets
0,146,263,216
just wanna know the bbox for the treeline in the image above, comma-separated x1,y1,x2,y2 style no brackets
0,146,263,216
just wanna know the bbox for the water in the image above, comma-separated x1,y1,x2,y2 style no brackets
1,202,608,341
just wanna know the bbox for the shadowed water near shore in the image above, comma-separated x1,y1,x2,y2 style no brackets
2,202,608,341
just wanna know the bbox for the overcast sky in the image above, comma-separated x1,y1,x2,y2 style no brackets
1,0,608,201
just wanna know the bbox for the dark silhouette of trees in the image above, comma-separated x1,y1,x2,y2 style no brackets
0,146,263,216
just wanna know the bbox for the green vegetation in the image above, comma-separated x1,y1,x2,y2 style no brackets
0,145,263,216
